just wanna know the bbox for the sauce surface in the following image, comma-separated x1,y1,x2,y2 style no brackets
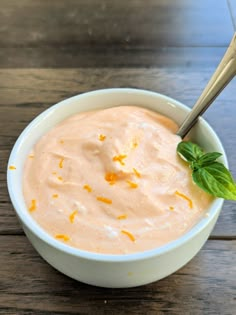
23,106,212,254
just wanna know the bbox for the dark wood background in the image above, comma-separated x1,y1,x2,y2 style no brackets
0,1,236,314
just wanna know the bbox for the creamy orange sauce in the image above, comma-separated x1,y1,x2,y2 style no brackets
23,106,212,254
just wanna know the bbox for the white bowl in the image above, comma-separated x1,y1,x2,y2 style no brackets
7,88,227,288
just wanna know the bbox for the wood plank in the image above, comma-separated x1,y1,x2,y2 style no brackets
0,47,228,69
228,0,236,29
0,236,235,314
0,0,233,49
1,68,236,237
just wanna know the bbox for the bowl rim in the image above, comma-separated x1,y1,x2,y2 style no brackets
7,88,226,262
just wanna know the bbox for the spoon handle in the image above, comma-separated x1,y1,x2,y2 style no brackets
177,33,236,138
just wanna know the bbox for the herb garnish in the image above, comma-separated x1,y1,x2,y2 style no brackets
177,141,236,200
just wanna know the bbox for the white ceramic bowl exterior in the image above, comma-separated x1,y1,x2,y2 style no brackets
7,89,226,288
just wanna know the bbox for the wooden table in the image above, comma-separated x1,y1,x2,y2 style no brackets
1,1,236,314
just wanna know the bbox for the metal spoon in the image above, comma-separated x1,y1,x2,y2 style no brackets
177,33,236,139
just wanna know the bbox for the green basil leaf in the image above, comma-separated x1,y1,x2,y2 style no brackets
192,162,236,200
177,141,204,162
177,140,236,200
198,152,222,167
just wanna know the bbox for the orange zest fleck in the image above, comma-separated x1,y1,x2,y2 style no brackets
83,184,92,192
29,199,36,212
99,134,106,141
105,172,118,185
59,139,64,144
52,194,58,198
169,206,174,211
96,196,112,204
175,191,193,209
121,230,136,242
55,234,70,241
117,214,127,220
52,171,57,175
133,168,141,178
59,158,64,169
132,140,138,148
112,154,127,166
57,176,63,181
126,180,138,189
28,155,34,159
9,165,16,170
69,210,78,223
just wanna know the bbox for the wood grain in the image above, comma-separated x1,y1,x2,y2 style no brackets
0,236,235,314
0,47,228,68
0,0,234,69
0,0,233,48
1,69,236,237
